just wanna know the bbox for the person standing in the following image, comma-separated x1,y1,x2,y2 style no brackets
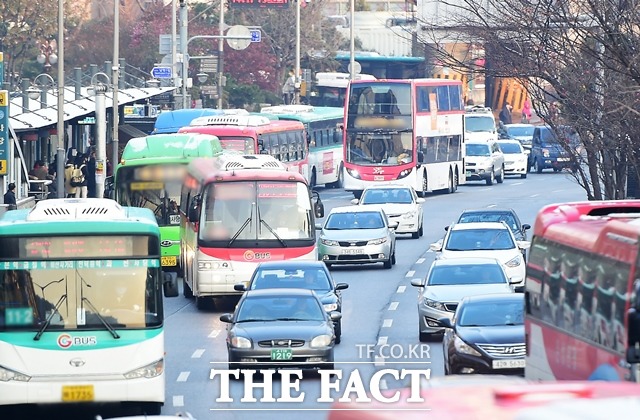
522,99,532,123
86,150,97,198
73,156,88,199
3,183,17,210
499,103,513,125
64,159,77,198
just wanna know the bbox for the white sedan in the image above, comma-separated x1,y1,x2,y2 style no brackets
351,185,424,239
498,139,529,178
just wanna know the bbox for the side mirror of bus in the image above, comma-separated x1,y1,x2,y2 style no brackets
418,151,425,163
260,149,269,155
163,272,179,298
333,131,342,143
314,200,325,218
626,309,640,363
188,195,201,222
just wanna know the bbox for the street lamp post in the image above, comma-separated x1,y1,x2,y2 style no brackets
88,72,110,199
112,0,120,181
56,0,65,198
37,40,58,73
27,74,56,109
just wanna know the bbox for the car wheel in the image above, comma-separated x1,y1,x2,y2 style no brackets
418,223,424,237
383,258,392,269
411,230,419,239
521,173,527,179
391,251,396,265
535,159,543,173
419,330,430,342
486,170,494,185
183,278,193,298
496,166,504,183
334,320,342,344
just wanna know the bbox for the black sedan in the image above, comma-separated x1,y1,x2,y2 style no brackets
440,293,525,376
220,288,339,370
456,208,531,242
235,261,348,343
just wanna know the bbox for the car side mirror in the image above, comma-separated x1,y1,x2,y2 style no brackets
163,272,179,298
430,242,443,252
335,283,349,291
388,220,399,230
330,311,342,321
517,241,531,250
219,313,233,323
350,198,359,205
437,317,453,329
509,276,524,285
416,198,425,204
233,284,247,292
522,224,531,231
444,226,449,231
410,278,424,287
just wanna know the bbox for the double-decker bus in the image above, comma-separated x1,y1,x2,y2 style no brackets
260,104,344,188
179,154,324,310
0,198,178,414
301,72,376,108
343,78,465,198
178,114,310,183
112,133,224,277
525,200,640,382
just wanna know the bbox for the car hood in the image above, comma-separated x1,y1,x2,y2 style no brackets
424,284,513,302
233,321,331,341
364,203,416,216
439,249,520,263
465,132,496,142
466,155,493,163
456,324,524,345
321,228,389,241
315,290,339,306
511,136,532,144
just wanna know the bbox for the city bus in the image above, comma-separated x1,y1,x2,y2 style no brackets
179,154,324,310
259,104,344,188
0,198,179,414
525,200,640,382
151,108,249,134
343,78,465,198
178,115,310,183
112,133,224,277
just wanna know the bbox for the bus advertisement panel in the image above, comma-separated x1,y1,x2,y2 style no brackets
343,78,465,198
260,105,344,188
525,200,640,382
0,198,178,413
179,155,324,310
179,115,310,183
113,133,224,274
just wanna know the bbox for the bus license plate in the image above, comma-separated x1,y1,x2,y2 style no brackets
62,385,94,402
492,359,525,369
161,256,177,266
373,175,385,181
271,349,293,361
341,249,364,255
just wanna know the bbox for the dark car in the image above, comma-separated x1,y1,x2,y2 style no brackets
440,293,525,376
530,126,576,173
456,208,531,242
235,261,348,343
220,288,339,370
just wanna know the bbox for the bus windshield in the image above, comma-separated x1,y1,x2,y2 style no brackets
0,236,162,331
200,181,313,245
116,164,185,226
219,136,256,154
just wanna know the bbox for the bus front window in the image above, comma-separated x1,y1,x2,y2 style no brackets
219,136,255,154
346,132,414,166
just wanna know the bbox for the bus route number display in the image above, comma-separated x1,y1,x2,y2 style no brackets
228,0,289,8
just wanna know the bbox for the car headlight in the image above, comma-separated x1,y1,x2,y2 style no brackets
454,336,481,356
230,336,252,349
346,168,361,179
402,211,417,219
505,255,522,267
423,298,446,311
310,334,333,348
198,261,232,270
542,148,550,157
321,239,340,246
124,358,164,379
0,365,31,382
323,303,338,312
397,168,412,179
367,237,388,245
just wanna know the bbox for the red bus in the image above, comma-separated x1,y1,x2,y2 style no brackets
179,114,310,183
525,200,640,381
179,154,324,310
342,78,465,198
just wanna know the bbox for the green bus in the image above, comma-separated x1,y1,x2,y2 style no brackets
113,133,224,275
259,105,344,188
0,198,178,413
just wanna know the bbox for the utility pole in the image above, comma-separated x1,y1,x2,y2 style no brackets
172,0,178,91
218,0,225,109
112,0,120,183
180,0,189,109
294,0,301,104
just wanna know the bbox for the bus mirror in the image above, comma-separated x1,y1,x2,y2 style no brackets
258,139,264,147
626,309,640,363
418,151,425,163
260,149,269,155
314,200,325,218
163,272,179,298
333,131,342,143
188,195,201,222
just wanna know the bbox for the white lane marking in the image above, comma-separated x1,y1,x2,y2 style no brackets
511,182,524,186
388,302,399,311
377,336,388,346
380,379,388,390
208,330,220,338
382,319,393,328
530,194,540,197
416,258,425,264
397,285,406,293
177,371,190,382
552,190,564,193
405,270,415,278
191,349,205,359
374,356,386,366
487,204,497,208
173,395,184,407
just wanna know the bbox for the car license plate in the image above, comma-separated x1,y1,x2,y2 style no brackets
161,256,177,266
492,359,525,369
271,349,293,361
557,157,570,161
62,385,94,402
374,175,384,181
341,249,364,255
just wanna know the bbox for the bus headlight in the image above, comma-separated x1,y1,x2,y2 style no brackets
505,256,522,267
0,365,31,382
397,168,412,179
346,168,361,179
124,358,164,379
198,261,232,270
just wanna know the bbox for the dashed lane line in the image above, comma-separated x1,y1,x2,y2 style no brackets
416,258,425,264
208,330,221,338
374,356,386,367
177,371,190,382
191,349,205,358
173,395,184,407
382,319,393,328
377,336,388,346
388,302,399,311
405,270,415,278
396,285,406,293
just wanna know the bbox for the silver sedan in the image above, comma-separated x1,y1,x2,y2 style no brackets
317,206,397,269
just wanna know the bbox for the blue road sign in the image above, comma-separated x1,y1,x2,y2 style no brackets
151,67,173,79
250,29,262,43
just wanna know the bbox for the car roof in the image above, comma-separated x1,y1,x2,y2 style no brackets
461,293,523,305
497,139,523,145
362,184,414,191
244,288,316,297
504,123,534,128
460,208,517,216
465,139,494,145
450,222,508,230
256,260,327,270
431,257,503,267
329,205,385,214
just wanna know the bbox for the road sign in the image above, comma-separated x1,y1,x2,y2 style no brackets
250,29,262,43
151,67,173,79
226,25,252,51
0,90,8,176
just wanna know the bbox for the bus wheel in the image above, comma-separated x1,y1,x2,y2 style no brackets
141,402,162,415
419,175,428,197
452,171,458,193
183,278,193,298
196,296,211,310
310,169,317,188
331,164,344,189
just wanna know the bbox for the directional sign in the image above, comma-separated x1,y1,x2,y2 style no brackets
151,67,173,79
0,90,8,175
250,29,262,43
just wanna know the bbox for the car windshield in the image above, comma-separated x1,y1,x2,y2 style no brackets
498,143,523,154
361,189,413,204
235,295,325,322
458,300,524,326
540,128,560,146
427,264,508,286
466,144,491,157
445,228,515,251
325,211,385,229
506,126,534,137
458,213,520,232
465,116,495,132
250,268,332,291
